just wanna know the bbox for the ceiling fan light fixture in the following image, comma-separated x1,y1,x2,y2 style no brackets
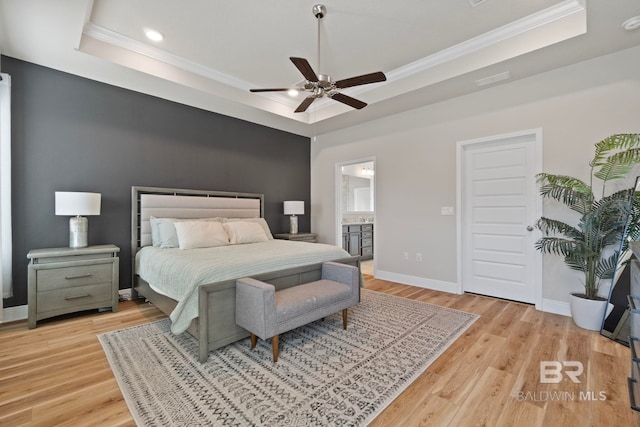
249,4,386,113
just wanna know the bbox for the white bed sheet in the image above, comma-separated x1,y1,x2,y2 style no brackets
135,240,351,334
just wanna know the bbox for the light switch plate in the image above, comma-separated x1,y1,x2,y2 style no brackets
441,206,455,216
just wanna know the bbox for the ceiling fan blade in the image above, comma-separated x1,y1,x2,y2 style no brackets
335,71,386,89
249,88,291,92
331,92,367,110
290,57,319,82
294,96,316,113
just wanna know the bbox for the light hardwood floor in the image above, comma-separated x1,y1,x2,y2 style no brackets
1,276,639,426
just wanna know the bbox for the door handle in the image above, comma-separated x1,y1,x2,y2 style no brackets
526,225,534,232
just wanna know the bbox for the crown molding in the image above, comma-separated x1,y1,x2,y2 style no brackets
387,0,585,81
81,0,585,118
83,23,253,91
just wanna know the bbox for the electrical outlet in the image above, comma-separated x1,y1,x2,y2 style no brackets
403,252,409,260
416,253,422,262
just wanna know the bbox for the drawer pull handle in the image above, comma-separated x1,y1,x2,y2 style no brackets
64,294,90,300
65,273,93,280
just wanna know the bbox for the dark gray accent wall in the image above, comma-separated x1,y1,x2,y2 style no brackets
4,56,310,308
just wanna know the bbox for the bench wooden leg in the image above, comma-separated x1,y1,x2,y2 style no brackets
250,333,257,349
343,309,348,329
272,335,279,363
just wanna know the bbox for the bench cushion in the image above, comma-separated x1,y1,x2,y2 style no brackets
235,262,360,342
275,280,351,329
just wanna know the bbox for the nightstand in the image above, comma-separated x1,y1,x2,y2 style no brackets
273,232,318,243
27,244,120,329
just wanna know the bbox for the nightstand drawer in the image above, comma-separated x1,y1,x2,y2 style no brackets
27,245,120,329
37,263,113,291
37,283,112,313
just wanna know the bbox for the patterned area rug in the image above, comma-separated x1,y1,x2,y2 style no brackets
99,289,478,426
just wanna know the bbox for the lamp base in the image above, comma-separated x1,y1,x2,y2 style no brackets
69,216,88,248
289,215,299,234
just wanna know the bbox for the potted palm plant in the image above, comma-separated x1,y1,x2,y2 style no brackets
535,133,640,330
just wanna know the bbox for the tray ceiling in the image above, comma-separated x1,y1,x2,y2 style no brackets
1,0,639,136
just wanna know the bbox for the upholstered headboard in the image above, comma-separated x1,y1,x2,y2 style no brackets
131,186,264,252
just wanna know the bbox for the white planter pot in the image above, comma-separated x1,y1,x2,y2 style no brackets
569,293,614,331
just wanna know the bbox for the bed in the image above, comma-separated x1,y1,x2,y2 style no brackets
131,186,360,362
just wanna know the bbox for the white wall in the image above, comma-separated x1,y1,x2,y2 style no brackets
311,45,640,306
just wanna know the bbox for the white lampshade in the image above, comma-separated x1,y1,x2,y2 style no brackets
284,201,304,216
55,192,101,216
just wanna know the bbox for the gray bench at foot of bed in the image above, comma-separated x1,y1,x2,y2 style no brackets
235,261,360,362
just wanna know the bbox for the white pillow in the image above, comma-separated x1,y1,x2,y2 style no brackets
149,216,161,247
223,221,269,244
153,217,222,248
174,221,229,250
223,217,273,240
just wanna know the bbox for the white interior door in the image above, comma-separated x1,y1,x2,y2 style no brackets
458,130,542,305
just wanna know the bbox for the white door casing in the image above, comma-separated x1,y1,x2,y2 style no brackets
456,129,542,308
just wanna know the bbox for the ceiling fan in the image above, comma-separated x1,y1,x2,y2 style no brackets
249,4,387,113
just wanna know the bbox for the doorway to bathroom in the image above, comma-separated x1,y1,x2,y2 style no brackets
335,158,376,275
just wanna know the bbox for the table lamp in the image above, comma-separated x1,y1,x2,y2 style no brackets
283,201,304,234
55,191,101,248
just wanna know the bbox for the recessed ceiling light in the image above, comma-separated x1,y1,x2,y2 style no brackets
144,28,164,42
622,16,640,31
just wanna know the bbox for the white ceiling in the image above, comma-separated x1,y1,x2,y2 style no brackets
1,0,640,137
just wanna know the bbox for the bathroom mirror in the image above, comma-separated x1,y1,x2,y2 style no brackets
601,175,640,345
341,161,374,213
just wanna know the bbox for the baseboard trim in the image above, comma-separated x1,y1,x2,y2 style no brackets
375,270,461,294
542,298,571,317
1,304,28,323
374,270,572,317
